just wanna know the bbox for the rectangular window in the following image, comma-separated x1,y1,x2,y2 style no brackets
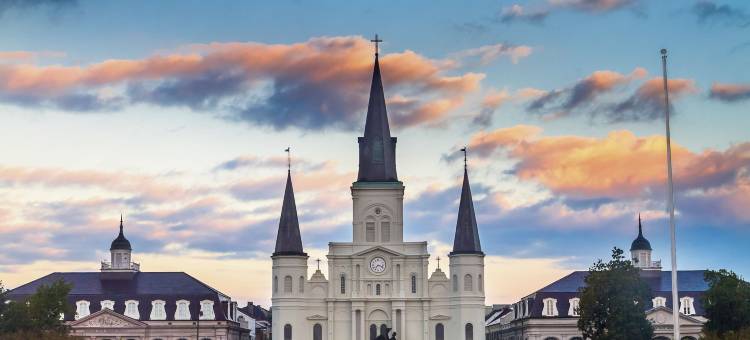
366,222,376,242
340,275,346,294
381,222,390,242
372,139,384,164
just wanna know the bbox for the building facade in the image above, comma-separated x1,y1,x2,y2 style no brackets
270,51,486,340
6,217,250,340
485,217,708,340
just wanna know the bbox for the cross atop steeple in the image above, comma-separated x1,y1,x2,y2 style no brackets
316,258,321,271
436,256,441,269
371,34,383,56
285,147,291,172
460,147,468,170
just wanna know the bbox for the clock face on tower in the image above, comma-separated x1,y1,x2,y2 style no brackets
370,257,386,273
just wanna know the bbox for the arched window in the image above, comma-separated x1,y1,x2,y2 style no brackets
75,300,90,320
100,300,115,310
478,274,483,291
370,324,377,340
274,276,278,293
124,300,139,319
366,222,376,242
542,298,558,317
284,275,293,293
313,323,323,340
299,275,305,293
150,300,166,320
200,300,215,320
568,298,580,316
653,296,667,308
175,300,190,320
465,323,473,340
376,284,381,296
284,324,292,340
464,274,473,291
340,274,346,294
452,275,458,292
680,296,695,315
435,323,445,340
381,221,390,242
380,324,388,337
411,274,417,293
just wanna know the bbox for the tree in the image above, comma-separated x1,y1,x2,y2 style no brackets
702,269,750,337
577,247,654,340
0,279,74,338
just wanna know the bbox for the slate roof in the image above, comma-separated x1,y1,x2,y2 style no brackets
357,54,398,182
238,303,271,322
5,272,230,322
273,171,306,257
522,270,709,318
450,168,483,255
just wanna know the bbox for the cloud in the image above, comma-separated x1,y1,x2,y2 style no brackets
472,88,546,127
0,51,66,63
709,82,750,102
608,77,698,122
466,126,750,200
692,1,750,27
499,4,550,24
549,0,637,13
527,67,647,118
0,36,486,130
453,43,533,66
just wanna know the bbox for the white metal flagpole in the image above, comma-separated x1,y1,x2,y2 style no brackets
661,48,680,340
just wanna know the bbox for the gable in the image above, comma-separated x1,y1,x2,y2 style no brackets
352,245,403,257
646,307,703,325
70,309,148,328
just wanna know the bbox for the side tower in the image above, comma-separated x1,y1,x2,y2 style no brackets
271,170,309,340
448,153,485,340
351,51,404,245
631,214,661,270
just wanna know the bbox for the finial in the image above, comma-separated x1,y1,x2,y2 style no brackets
119,214,124,232
661,48,667,57
284,147,291,172
460,147,468,170
316,258,321,271
371,34,383,56
638,213,643,235
436,256,441,270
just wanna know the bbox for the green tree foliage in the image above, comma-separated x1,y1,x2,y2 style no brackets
0,279,74,338
577,247,654,340
702,269,750,337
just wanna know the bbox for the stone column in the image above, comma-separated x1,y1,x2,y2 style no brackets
352,308,357,340
400,309,406,340
360,310,366,340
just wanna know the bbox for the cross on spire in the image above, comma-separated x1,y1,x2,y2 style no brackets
371,34,383,56
460,147,468,170
436,256,441,269
285,147,291,172
316,258,321,271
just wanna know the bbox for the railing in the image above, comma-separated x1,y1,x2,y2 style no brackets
101,261,140,271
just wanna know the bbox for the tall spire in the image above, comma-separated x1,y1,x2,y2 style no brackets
357,35,398,182
451,150,483,255
273,170,306,256
630,213,652,251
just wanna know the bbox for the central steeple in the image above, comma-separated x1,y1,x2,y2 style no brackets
357,42,398,182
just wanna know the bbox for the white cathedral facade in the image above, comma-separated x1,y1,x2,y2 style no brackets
271,51,486,340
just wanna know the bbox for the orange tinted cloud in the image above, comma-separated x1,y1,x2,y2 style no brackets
468,126,750,198
710,82,750,102
0,36,484,129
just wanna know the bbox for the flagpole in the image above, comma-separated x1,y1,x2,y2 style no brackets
661,48,680,340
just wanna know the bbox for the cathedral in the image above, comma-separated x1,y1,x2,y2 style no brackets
271,49,486,340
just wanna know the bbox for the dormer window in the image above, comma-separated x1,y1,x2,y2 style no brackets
150,300,166,320
652,296,666,308
200,300,215,320
124,300,139,319
542,298,558,317
175,300,191,320
100,300,115,311
75,300,90,319
568,298,580,316
680,297,695,315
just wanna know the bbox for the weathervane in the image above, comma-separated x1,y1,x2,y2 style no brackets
371,34,383,56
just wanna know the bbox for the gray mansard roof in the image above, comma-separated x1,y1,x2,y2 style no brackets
515,270,709,319
5,272,231,322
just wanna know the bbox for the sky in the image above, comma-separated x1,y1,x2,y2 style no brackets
0,0,748,307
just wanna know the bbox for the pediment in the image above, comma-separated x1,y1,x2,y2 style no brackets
430,314,451,320
353,245,403,257
70,308,147,328
307,314,328,320
646,306,703,325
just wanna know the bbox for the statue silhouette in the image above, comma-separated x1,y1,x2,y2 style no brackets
375,327,392,340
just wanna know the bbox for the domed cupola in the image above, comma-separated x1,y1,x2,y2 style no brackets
110,215,132,251
630,214,652,251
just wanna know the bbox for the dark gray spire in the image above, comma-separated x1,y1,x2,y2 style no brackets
110,214,132,251
273,171,306,257
630,214,652,251
357,54,398,182
450,167,483,255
